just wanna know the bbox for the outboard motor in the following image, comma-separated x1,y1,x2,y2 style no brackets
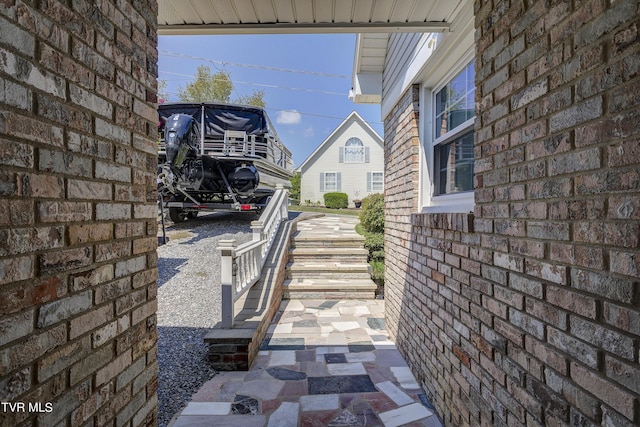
158,113,200,196
165,113,199,167
228,165,260,196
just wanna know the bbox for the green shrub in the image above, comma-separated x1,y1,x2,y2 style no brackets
370,259,385,282
356,194,385,297
289,172,300,201
323,192,348,209
360,193,384,233
364,232,384,262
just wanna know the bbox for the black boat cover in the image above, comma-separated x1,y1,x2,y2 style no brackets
158,102,271,137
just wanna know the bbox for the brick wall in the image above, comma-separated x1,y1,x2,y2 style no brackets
0,1,159,426
384,1,639,426
383,84,421,340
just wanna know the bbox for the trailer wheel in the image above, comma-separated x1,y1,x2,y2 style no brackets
186,211,198,219
169,207,187,223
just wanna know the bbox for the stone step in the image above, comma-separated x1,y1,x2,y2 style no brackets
290,235,365,248
285,262,371,280
283,278,377,299
288,246,369,263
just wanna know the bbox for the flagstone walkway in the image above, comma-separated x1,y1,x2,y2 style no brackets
169,299,443,427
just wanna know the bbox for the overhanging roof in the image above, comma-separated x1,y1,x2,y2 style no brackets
157,0,455,35
349,0,468,103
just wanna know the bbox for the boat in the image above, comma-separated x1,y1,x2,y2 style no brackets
157,102,293,222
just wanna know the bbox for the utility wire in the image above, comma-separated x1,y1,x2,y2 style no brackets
159,49,351,79
159,71,347,96
266,106,383,125
159,87,382,125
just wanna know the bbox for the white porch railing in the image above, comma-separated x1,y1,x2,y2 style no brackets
217,184,289,328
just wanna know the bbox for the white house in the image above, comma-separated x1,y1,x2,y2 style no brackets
297,111,384,207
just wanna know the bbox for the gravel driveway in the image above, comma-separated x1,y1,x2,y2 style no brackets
156,211,255,427
156,210,312,427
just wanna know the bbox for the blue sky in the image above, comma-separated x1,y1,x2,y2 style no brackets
157,34,383,167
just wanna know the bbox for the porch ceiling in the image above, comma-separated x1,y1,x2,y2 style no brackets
157,0,464,35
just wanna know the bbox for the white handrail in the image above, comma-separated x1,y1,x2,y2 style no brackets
217,185,289,328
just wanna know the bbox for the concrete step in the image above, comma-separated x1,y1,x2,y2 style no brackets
283,278,377,299
288,246,369,263
285,262,371,280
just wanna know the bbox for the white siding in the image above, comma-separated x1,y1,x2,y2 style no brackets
300,117,384,207
382,32,424,97
380,0,475,119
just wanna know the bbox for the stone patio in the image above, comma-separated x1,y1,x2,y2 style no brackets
169,299,443,427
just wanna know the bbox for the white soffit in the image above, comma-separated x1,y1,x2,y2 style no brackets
157,0,458,35
351,0,467,74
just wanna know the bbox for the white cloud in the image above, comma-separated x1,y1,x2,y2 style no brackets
303,126,314,137
276,110,302,124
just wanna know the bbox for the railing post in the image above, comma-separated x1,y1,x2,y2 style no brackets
218,239,236,328
251,220,264,242
275,184,288,220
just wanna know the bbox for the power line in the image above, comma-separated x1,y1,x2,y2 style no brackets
266,106,383,125
157,87,382,126
159,71,348,96
159,49,351,79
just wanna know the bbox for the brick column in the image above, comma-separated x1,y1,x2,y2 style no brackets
383,2,640,426
0,1,160,426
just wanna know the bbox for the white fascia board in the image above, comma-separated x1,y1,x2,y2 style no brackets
158,22,450,36
351,72,382,104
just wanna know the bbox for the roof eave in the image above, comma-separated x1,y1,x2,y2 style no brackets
157,21,450,36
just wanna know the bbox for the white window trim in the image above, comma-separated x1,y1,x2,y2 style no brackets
432,116,475,147
370,171,384,192
344,137,365,163
419,49,476,214
340,138,369,164
321,171,339,192
432,118,474,200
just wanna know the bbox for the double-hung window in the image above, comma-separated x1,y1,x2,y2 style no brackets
320,172,340,192
426,59,475,212
434,61,475,195
367,172,384,192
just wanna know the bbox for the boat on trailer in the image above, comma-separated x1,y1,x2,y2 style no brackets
157,102,293,222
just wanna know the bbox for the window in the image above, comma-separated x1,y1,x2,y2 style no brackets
320,172,341,192
340,138,369,163
433,61,475,196
367,172,384,192
435,132,474,194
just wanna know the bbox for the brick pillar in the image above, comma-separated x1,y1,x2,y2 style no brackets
0,1,159,426
383,2,640,426
471,0,640,424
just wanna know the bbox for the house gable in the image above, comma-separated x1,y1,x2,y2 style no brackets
298,111,384,205
297,111,383,173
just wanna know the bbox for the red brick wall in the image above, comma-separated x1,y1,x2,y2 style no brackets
384,1,639,426
0,1,159,426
